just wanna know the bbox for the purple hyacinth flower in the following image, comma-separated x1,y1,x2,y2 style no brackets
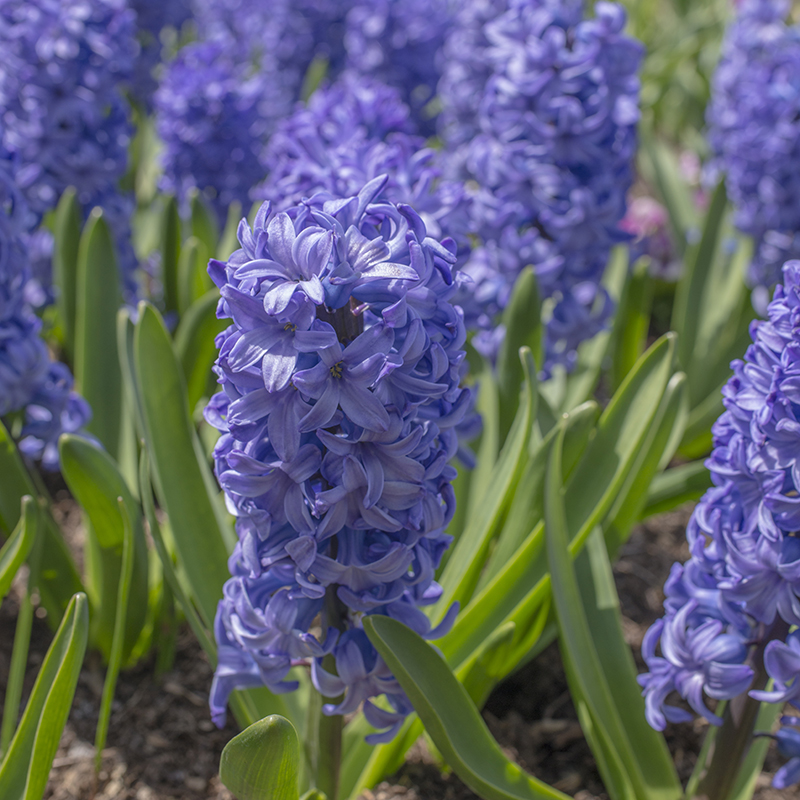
293,325,394,434
207,180,470,739
707,0,800,288
640,262,800,778
774,716,800,789
439,0,642,376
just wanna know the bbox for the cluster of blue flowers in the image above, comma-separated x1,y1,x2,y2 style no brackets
157,0,456,217
255,74,472,264
707,0,800,290
128,0,191,108
344,0,454,136
439,0,643,375
0,0,139,297
154,38,279,223
206,177,470,742
0,157,90,470
639,261,800,789
155,0,354,221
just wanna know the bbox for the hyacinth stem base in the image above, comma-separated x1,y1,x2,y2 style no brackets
694,619,790,800
317,699,343,800
316,588,346,800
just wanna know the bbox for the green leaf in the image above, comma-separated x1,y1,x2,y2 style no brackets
679,384,723,458
545,427,650,800
602,372,688,558
189,188,219,257
59,435,148,662
138,450,216,662
479,401,598,590
138,442,299,734
639,137,695,258
174,290,227,412
301,55,329,102
541,245,629,413
434,348,537,616
116,308,146,438
728,700,782,800
459,364,500,525
458,622,517,706
683,235,751,407
0,592,89,800
177,236,212,316
0,422,36,537
52,187,82,360
611,259,653,391
94,499,135,767
160,196,181,315
218,201,243,260
440,336,675,676
0,422,83,623
0,497,36,603
219,715,300,800
563,333,676,552
641,460,711,518
133,301,232,628
496,268,541,443
74,208,122,457
439,520,545,671
364,616,570,800
671,180,728,384
574,531,681,800
0,499,41,757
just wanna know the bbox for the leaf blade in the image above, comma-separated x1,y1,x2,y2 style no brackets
74,208,122,457
219,715,300,800
364,616,570,800
0,593,89,800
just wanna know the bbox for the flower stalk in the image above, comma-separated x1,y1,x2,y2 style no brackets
695,619,790,800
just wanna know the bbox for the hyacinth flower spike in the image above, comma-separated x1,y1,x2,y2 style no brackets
639,261,800,796
206,176,470,795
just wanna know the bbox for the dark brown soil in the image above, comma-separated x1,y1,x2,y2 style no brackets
0,505,796,799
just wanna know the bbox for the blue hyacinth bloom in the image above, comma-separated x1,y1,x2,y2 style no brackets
128,0,192,108
206,177,470,741
344,0,455,135
774,717,800,789
0,155,91,467
707,0,800,289
0,0,139,298
193,0,352,110
255,74,474,272
439,0,643,377
154,38,283,224
640,262,800,789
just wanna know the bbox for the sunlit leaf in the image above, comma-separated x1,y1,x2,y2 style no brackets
219,715,300,800
74,208,122,457
0,593,89,800
364,616,570,800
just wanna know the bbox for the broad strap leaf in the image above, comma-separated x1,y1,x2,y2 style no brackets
364,615,570,800
0,497,36,603
0,593,89,800
74,208,123,457
219,715,300,800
